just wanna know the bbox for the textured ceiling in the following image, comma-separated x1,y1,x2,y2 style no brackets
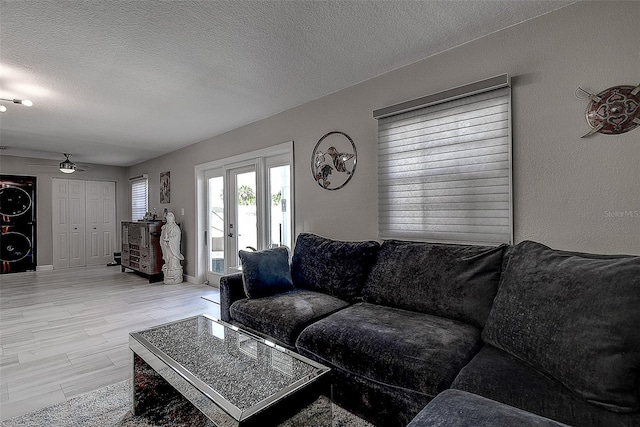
0,1,572,167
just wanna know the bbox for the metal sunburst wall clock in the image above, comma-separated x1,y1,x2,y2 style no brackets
578,84,640,138
311,131,357,190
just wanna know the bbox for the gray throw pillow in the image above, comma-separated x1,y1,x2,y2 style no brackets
482,240,640,413
362,240,506,328
239,247,294,299
290,233,380,302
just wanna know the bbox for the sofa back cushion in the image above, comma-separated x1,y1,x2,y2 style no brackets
290,233,380,302
482,240,640,413
362,240,506,328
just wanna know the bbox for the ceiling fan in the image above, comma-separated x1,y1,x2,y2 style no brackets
59,153,78,173
27,153,88,173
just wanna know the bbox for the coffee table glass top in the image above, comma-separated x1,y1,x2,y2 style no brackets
130,314,329,419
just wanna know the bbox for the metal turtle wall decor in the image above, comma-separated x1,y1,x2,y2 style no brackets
577,84,640,138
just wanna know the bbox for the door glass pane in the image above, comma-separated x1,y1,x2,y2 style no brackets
269,165,291,249
236,171,257,261
208,176,225,275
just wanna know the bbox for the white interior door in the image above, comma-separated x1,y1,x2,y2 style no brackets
52,179,70,269
68,180,86,267
85,181,116,265
52,179,86,268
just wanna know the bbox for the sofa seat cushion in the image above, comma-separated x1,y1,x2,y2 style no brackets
362,240,506,328
229,289,349,347
451,345,640,427
407,389,570,427
291,233,380,302
296,303,482,397
482,240,640,413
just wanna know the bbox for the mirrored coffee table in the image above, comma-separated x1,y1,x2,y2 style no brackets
129,314,331,426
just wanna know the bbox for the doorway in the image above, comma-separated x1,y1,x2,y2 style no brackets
196,142,293,285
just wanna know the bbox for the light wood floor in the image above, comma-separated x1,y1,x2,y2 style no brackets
0,265,220,421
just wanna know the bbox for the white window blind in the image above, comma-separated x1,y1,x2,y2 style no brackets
130,175,148,221
376,84,512,245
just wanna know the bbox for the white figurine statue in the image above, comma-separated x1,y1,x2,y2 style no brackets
160,212,184,284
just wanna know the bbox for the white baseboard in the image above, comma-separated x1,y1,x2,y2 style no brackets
184,274,198,284
184,274,220,288
36,265,54,271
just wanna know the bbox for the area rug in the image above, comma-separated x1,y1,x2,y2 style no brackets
1,380,373,427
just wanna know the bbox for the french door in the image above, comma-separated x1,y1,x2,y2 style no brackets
202,151,292,284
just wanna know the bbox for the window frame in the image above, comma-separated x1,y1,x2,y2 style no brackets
374,75,512,245
130,174,148,221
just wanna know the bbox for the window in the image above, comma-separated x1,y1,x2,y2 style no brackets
130,174,148,220
374,75,512,245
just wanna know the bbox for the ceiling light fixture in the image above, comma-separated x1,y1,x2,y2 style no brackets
59,154,76,174
0,97,34,112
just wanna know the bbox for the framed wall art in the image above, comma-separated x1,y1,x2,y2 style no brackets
311,131,357,190
160,171,170,204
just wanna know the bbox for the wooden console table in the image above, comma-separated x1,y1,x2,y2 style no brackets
121,221,163,283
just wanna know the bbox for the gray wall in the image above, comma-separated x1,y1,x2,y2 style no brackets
130,1,640,279
0,155,129,267
69,2,640,275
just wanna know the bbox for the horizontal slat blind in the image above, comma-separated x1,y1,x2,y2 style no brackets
130,176,148,220
378,87,512,245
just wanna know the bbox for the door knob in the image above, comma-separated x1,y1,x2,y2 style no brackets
227,233,234,237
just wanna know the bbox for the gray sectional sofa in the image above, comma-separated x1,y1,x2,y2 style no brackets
220,233,640,427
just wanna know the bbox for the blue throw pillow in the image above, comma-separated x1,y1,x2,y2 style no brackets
239,247,294,299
